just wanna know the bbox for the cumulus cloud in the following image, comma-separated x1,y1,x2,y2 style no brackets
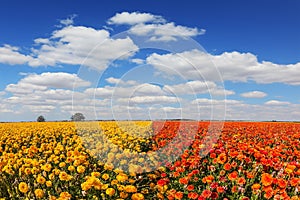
146,49,300,85
129,23,204,42
29,25,138,70
241,91,267,98
107,11,165,25
108,11,205,42
0,45,32,65
5,72,90,95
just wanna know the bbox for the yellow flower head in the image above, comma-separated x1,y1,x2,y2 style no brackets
106,188,115,196
77,165,85,174
34,188,44,198
18,182,29,193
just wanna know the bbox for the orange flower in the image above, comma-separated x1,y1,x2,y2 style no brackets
251,183,261,190
261,173,273,186
174,191,183,199
237,177,246,185
231,186,238,193
187,185,194,191
187,192,198,199
179,177,189,185
223,163,231,171
228,171,238,181
277,178,287,188
217,153,227,164
217,186,225,193
201,189,211,198
290,177,299,186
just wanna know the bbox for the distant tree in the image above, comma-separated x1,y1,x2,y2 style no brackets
71,113,85,121
37,115,45,122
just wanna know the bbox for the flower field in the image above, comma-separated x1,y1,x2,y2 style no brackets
0,121,299,199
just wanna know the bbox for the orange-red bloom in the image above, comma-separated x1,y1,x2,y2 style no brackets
261,173,273,186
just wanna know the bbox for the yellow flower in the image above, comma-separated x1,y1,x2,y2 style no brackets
91,172,100,177
59,162,66,168
81,181,92,191
125,185,137,193
120,192,128,199
46,180,52,187
49,195,57,200
36,175,46,184
106,188,115,196
102,173,110,181
59,171,72,181
18,182,29,193
60,191,72,199
24,167,31,175
77,165,85,174
131,193,145,200
34,188,44,198
67,165,75,172
101,184,109,190
49,173,55,180
116,173,128,182
42,163,52,172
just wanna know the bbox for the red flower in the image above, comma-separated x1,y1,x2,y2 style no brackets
175,191,183,199
187,185,194,191
216,186,225,193
223,163,231,171
277,178,287,188
237,177,246,185
228,171,238,181
201,189,211,199
188,192,199,199
157,178,168,186
179,177,189,185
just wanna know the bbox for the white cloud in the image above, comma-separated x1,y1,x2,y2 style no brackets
131,58,145,64
146,49,300,85
264,100,290,105
29,25,138,70
119,95,179,105
0,45,32,65
163,81,234,96
105,77,137,85
5,72,90,95
129,23,204,42
108,11,204,42
59,14,77,26
107,11,165,25
241,91,267,98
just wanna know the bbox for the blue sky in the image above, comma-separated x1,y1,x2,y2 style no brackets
0,0,299,121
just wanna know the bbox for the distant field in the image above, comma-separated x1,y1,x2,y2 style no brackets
0,121,299,199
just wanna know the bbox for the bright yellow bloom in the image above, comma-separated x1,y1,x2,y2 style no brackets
102,173,110,181
59,171,72,181
34,188,44,198
60,191,72,199
67,165,75,172
36,175,46,184
131,193,145,200
18,182,29,193
46,180,52,187
77,165,85,174
116,173,128,182
106,188,115,196
125,185,137,193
